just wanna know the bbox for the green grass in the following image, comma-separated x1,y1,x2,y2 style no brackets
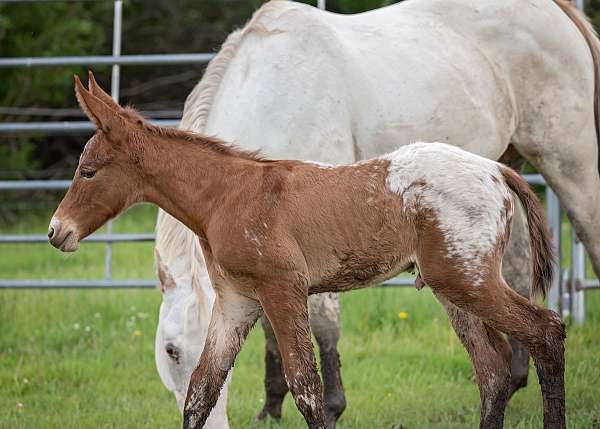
1,207,599,428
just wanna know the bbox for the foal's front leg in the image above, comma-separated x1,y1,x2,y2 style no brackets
257,292,345,428
258,286,326,429
183,290,262,429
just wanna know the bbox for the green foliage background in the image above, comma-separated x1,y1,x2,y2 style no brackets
0,1,401,221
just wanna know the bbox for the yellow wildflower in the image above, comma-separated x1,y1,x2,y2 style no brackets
133,329,142,337
398,311,408,320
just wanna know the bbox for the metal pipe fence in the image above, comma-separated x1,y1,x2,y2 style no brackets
0,53,215,68
1,0,597,325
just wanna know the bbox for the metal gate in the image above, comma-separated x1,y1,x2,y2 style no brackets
0,0,597,324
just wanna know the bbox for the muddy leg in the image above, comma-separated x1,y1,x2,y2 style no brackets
436,294,511,429
502,200,532,398
309,293,346,429
258,287,326,429
183,290,262,429
437,283,565,429
255,315,289,421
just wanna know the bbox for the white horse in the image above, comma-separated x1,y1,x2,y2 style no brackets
155,0,600,427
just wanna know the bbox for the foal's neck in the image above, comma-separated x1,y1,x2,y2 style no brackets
142,130,260,236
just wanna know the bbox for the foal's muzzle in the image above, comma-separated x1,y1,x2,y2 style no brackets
48,216,80,252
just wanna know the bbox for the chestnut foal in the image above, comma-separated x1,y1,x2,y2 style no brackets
49,74,565,429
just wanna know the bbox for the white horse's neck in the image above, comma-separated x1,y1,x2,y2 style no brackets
155,210,215,309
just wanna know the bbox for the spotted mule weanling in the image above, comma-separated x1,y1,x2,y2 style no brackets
49,73,565,429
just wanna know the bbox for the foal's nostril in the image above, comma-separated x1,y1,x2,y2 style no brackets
48,227,55,239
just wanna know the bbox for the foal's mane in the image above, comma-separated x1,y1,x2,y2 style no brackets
155,3,278,294
143,122,263,161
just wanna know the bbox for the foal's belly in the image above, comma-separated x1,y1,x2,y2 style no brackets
309,256,415,294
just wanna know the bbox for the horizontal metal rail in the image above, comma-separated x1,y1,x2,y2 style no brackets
380,277,413,287
0,119,180,135
0,279,155,289
0,278,411,289
583,279,600,289
0,53,215,68
1,276,596,290
0,180,71,190
0,233,154,243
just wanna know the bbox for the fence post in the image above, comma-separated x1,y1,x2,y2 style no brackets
569,0,586,325
317,0,326,10
105,0,123,281
546,188,561,314
571,231,586,324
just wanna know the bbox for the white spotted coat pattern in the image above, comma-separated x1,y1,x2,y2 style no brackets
383,142,513,285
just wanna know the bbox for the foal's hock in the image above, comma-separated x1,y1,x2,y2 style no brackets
49,74,565,429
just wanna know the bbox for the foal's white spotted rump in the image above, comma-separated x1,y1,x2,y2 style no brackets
383,143,513,286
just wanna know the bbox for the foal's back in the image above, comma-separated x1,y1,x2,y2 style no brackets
268,143,513,293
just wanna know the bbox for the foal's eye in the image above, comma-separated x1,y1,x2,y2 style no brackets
80,169,96,179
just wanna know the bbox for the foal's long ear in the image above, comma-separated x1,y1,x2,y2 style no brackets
74,75,125,139
87,71,121,112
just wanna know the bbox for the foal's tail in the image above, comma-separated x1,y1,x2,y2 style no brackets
500,166,555,299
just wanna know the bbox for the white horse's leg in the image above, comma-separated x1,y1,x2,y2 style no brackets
308,293,346,429
515,122,600,277
501,199,532,397
256,315,290,421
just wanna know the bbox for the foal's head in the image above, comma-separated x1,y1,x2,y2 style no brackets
48,73,147,252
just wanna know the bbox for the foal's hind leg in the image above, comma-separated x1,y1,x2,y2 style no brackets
478,287,565,428
435,294,511,429
431,278,565,428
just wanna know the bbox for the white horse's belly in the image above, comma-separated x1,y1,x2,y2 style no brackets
207,1,518,163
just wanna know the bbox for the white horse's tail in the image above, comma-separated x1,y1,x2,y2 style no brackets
553,0,600,173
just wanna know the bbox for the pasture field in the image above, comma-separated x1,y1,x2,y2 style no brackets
0,205,599,428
